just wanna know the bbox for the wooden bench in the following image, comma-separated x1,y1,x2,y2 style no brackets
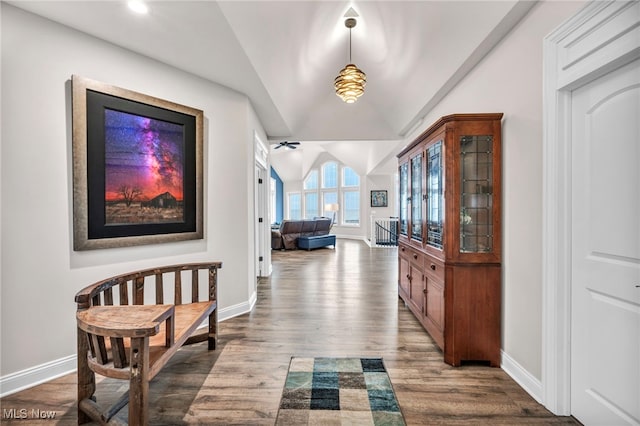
74,262,222,425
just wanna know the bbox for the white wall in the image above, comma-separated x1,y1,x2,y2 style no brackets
366,174,397,242
405,0,584,381
0,4,259,386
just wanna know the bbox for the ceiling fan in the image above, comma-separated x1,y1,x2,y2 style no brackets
274,141,300,150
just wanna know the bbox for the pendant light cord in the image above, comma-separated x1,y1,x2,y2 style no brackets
349,28,352,63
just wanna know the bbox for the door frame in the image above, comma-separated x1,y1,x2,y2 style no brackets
542,0,640,415
254,131,271,278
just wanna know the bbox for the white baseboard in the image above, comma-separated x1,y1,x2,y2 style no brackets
218,297,254,322
0,355,76,398
501,350,543,404
0,300,256,398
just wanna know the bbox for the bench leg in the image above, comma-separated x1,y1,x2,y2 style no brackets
208,309,217,350
77,328,95,425
129,337,150,426
208,266,218,350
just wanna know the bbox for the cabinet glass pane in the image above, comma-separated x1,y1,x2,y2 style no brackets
426,141,443,249
399,163,408,236
460,135,493,252
411,154,422,241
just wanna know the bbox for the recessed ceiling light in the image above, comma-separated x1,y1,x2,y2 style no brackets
128,1,149,15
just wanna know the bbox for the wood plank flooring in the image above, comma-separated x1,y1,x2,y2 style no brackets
0,239,579,425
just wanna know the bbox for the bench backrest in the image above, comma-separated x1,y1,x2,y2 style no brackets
75,262,222,310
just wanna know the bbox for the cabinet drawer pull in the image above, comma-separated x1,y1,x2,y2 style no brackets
401,247,405,252
430,263,436,270
413,254,418,260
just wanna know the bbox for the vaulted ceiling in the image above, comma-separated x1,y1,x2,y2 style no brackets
9,0,535,179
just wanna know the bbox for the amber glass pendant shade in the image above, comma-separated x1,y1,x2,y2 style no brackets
334,64,366,103
334,17,366,103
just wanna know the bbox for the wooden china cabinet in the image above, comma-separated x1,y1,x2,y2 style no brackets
397,113,503,367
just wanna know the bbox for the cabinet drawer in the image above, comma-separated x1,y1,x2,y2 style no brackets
424,256,445,282
399,244,423,266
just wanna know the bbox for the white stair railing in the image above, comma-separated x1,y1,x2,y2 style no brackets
370,217,399,247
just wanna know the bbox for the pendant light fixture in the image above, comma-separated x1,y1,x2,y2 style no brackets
334,17,366,103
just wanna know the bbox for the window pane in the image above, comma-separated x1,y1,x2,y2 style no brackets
343,191,360,224
322,192,338,224
323,192,338,209
288,193,301,220
304,192,318,219
342,167,360,187
322,192,338,218
304,170,318,190
322,162,338,189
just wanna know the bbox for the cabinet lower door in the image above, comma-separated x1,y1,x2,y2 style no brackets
424,276,445,349
445,265,501,367
409,267,424,315
398,257,411,298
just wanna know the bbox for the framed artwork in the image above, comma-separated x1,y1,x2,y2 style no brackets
371,190,388,207
72,75,203,250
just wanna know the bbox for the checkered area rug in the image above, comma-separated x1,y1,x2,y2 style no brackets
276,357,406,425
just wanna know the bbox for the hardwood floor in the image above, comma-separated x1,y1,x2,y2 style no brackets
0,239,579,425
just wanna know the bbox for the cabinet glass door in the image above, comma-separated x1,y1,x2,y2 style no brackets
411,154,423,241
426,141,443,249
399,162,409,236
460,135,493,252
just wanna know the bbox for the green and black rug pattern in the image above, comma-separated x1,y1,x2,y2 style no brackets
276,357,406,425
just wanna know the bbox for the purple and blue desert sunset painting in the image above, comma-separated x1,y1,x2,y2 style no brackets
104,109,184,225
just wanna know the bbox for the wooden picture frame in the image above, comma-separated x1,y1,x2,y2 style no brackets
72,75,203,250
371,190,388,207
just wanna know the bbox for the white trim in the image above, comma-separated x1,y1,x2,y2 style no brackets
254,130,269,169
501,350,543,404
218,298,255,322
0,355,76,398
254,131,271,278
542,0,640,416
542,31,573,416
0,301,255,398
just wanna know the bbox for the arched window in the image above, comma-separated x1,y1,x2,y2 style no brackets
341,167,360,224
303,170,319,218
288,193,301,220
343,167,360,187
322,162,338,189
292,162,360,225
304,170,318,190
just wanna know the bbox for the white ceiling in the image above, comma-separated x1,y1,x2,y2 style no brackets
7,0,535,178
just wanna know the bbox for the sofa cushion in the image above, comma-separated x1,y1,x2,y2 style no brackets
300,220,317,236
280,220,304,234
313,218,331,235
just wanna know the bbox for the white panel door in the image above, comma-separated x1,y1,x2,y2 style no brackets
571,58,640,425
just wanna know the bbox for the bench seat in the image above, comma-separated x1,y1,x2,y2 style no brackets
297,234,336,250
78,301,216,381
